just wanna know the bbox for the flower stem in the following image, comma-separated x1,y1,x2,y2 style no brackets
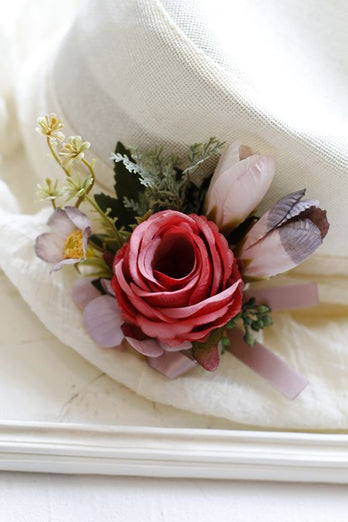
75,158,96,208
46,137,71,178
85,195,123,248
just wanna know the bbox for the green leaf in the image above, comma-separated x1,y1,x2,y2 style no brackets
113,142,145,201
94,192,135,230
91,278,107,295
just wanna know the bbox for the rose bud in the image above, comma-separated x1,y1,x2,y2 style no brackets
204,141,275,234
238,189,329,279
112,210,243,364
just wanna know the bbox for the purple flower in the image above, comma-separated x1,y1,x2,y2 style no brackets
35,206,92,271
72,277,125,350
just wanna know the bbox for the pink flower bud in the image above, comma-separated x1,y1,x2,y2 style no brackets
238,190,329,279
205,141,275,234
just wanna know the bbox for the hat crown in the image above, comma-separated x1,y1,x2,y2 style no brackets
22,0,348,256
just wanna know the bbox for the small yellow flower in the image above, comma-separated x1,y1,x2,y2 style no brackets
59,136,91,169
36,113,65,141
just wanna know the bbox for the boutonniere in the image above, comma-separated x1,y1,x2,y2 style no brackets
34,114,329,398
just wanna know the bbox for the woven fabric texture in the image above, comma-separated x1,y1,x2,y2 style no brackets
0,0,348,428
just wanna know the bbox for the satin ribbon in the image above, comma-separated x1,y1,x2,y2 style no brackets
147,284,319,398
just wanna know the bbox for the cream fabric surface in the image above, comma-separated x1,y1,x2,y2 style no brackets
0,0,348,429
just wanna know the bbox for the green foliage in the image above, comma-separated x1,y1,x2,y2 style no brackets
110,137,224,216
183,137,225,177
224,298,273,348
94,192,135,231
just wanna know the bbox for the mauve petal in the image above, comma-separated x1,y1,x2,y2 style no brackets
35,232,65,263
82,226,92,257
160,341,192,352
47,209,76,237
305,207,329,239
51,258,80,272
83,295,123,348
101,278,115,296
241,218,322,278
64,206,92,231
277,199,319,226
126,337,164,357
242,190,306,250
72,278,100,309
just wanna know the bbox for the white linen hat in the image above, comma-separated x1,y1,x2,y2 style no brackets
18,0,348,257
1,0,348,429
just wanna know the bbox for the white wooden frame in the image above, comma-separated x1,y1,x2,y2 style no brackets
0,421,347,483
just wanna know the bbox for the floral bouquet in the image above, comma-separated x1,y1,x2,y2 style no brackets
34,114,329,398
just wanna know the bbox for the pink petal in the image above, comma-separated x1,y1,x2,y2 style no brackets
209,141,242,184
82,226,92,257
51,258,80,272
72,278,101,309
241,218,323,278
206,154,275,231
64,206,92,231
35,232,65,263
126,337,164,357
47,209,76,237
83,295,124,348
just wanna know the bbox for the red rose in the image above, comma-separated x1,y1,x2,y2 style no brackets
112,210,243,348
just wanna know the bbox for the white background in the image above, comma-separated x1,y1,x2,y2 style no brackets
1,473,348,522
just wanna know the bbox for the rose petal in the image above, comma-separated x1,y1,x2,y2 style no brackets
83,295,123,348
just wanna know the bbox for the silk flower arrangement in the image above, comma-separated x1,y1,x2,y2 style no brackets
34,114,329,398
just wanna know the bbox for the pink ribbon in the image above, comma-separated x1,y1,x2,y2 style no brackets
243,282,319,311
147,284,317,398
147,351,197,379
226,328,308,399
